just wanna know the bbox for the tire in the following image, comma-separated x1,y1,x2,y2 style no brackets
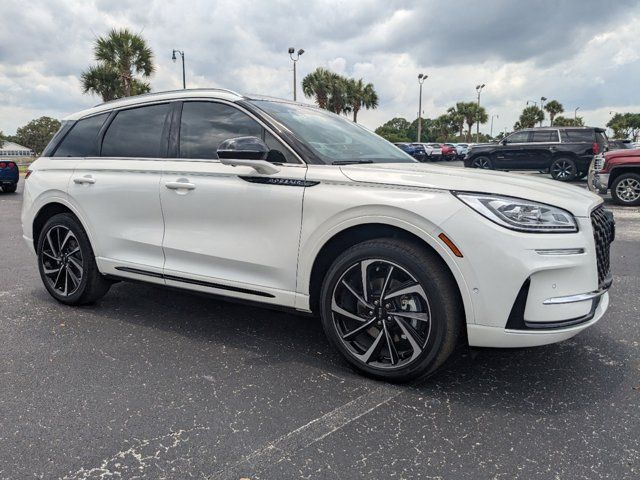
37,213,112,305
319,238,463,382
2,183,17,193
550,157,577,182
611,173,640,206
471,156,492,169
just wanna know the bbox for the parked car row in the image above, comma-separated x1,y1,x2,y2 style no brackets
394,142,468,162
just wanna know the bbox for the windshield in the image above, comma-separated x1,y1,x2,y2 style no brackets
251,100,416,165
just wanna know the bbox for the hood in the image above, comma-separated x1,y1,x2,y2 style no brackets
339,163,601,217
605,149,640,160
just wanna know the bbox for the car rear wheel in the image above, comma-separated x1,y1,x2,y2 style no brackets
319,238,463,382
611,173,640,206
550,158,577,182
472,156,492,169
37,213,112,305
2,183,17,193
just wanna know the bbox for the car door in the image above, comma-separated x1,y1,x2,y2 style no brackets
494,130,530,169
159,100,307,306
524,129,559,170
68,103,170,281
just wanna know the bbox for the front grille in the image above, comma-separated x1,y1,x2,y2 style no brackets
590,205,615,288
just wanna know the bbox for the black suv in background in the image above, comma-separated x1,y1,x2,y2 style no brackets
464,127,608,181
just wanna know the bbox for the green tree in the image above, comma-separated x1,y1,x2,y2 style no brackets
544,100,564,126
447,103,466,138
606,113,640,139
326,73,350,115
374,117,412,143
14,116,61,155
0,131,4,149
516,105,545,129
463,103,488,141
345,78,378,122
81,28,154,101
302,67,335,109
553,116,585,127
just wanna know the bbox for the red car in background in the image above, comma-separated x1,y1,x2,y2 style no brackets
440,143,457,161
589,149,640,206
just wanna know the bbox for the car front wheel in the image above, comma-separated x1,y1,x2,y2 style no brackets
471,156,492,169
37,213,112,305
611,173,640,206
319,238,463,382
2,183,17,193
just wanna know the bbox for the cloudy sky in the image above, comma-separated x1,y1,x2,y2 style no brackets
1,0,639,136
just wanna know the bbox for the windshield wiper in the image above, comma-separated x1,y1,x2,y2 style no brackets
331,160,374,165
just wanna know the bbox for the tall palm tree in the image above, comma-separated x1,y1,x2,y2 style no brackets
544,100,564,126
81,28,154,101
346,78,379,122
302,68,334,109
326,73,349,115
463,102,487,141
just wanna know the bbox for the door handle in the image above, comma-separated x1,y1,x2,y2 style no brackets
165,181,196,190
73,175,95,185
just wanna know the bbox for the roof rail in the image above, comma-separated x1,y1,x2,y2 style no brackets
93,88,244,107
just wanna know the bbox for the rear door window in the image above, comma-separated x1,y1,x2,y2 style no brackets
530,130,559,143
54,113,109,157
562,129,594,143
102,104,170,158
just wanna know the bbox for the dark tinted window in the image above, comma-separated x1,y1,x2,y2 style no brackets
506,131,529,143
264,131,298,163
54,113,109,157
179,102,262,159
562,129,594,142
102,104,170,158
530,130,559,143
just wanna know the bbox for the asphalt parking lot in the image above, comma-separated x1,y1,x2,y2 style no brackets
1,171,638,480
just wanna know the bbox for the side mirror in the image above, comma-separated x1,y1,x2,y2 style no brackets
217,136,280,175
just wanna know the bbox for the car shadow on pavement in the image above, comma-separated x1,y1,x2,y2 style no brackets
36,279,627,416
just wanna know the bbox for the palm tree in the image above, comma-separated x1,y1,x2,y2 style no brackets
302,68,334,109
81,28,154,101
463,103,487,141
326,73,350,115
447,103,466,138
345,78,379,122
544,100,564,126
517,105,545,128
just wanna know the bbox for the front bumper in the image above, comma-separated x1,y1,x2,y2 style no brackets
439,205,611,348
587,154,608,194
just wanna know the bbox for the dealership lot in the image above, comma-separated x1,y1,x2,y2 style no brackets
1,177,638,479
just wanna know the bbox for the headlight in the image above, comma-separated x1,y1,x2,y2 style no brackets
453,192,578,233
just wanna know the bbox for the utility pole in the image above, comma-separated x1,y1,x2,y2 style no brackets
490,114,498,138
540,96,547,126
288,47,304,101
475,84,485,143
417,73,427,142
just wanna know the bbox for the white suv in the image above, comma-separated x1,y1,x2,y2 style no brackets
21,89,614,381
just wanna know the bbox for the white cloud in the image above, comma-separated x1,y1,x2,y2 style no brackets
0,0,639,136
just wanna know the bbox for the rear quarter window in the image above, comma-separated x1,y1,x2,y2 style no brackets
561,129,595,143
53,113,109,157
102,104,170,158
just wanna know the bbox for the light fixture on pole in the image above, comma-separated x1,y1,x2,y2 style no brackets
172,49,186,89
475,84,485,143
540,96,547,126
417,73,427,142
288,47,304,101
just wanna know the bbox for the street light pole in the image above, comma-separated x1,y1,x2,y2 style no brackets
171,49,186,89
540,96,547,126
574,107,580,120
288,47,305,101
417,73,427,142
490,114,498,138
475,84,485,143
